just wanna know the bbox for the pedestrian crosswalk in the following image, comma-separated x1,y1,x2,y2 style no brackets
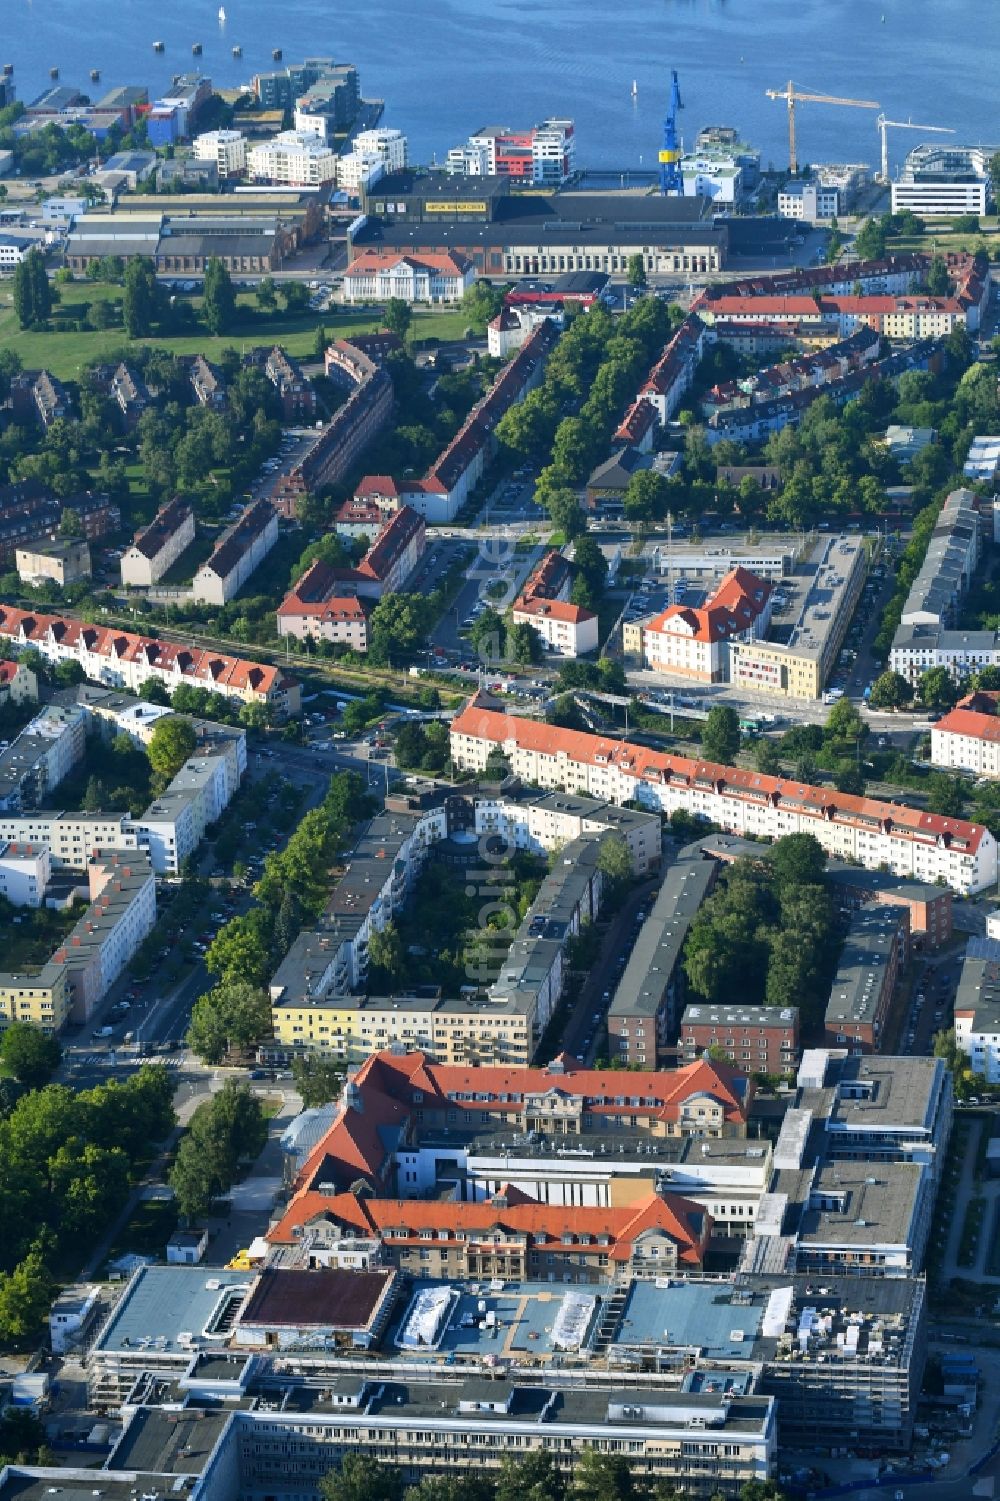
76,1053,186,1069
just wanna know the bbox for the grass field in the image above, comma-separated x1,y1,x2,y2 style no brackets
0,282,474,381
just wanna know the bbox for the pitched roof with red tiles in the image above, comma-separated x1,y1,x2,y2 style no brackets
356,505,425,582
0,660,22,685
934,706,1000,745
450,696,990,855
269,1188,710,1264
276,562,369,623
345,250,473,280
646,566,771,645
0,605,291,701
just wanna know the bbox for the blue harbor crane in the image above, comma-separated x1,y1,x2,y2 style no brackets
659,69,683,195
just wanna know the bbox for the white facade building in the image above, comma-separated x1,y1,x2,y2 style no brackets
120,497,196,588
891,145,992,218
931,704,1000,778
777,182,839,220
247,131,338,186
450,700,998,895
192,129,247,179
192,498,279,606
343,251,475,305
352,128,407,173
0,840,51,907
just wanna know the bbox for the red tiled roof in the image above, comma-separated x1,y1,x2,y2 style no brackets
269,1188,710,1264
646,566,771,645
345,250,473,279
514,597,595,625
450,696,989,855
934,706,1000,745
0,605,288,700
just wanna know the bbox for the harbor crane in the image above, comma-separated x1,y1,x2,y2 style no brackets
876,114,954,183
766,80,880,175
660,69,684,195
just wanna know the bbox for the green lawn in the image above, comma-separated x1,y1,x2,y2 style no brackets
0,282,474,382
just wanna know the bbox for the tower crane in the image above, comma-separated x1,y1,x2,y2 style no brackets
659,69,683,196
876,115,954,183
765,80,879,175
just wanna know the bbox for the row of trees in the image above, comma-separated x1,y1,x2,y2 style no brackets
188,772,372,1062
0,1067,174,1340
682,835,841,1031
168,1079,267,1222
495,297,680,537
318,1449,785,1501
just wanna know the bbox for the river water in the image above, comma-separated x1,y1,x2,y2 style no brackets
4,0,997,177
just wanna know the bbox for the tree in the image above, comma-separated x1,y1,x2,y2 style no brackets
701,704,741,765
281,281,310,313
770,833,826,891
320,1457,405,1501
919,666,958,712
572,1450,635,1501
0,1024,61,1088
58,506,84,540
460,280,505,335
868,670,911,710
256,275,277,310
202,257,236,336
291,1054,346,1108
0,1245,54,1343
205,911,272,987
596,834,632,895
469,606,505,663
824,695,865,747
505,620,541,665
13,254,37,329
123,256,158,337
572,534,608,604
853,217,887,260
622,468,666,522
187,980,272,1063
754,738,781,775
368,592,434,664
147,715,197,781
169,1080,266,1220
626,254,647,289
926,254,951,296
383,298,412,343
495,1452,566,1501
926,772,965,818
367,922,404,988
540,485,586,540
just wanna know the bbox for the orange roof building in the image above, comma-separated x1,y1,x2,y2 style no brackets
449,696,996,894
932,695,1000,780
511,549,598,658
0,605,300,717
640,566,772,682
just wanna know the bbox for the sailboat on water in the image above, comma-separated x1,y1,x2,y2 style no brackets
218,6,227,21
631,78,638,98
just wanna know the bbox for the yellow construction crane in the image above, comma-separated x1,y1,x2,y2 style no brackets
766,81,880,175
876,115,954,183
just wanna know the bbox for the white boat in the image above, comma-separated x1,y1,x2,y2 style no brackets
631,79,638,98
218,5,227,20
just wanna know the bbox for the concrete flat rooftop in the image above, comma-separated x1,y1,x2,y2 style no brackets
615,1278,766,1359
95,1266,252,1356
390,1279,606,1361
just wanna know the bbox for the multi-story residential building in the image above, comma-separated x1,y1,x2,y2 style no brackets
965,434,1000,484
608,852,717,1067
446,119,575,185
270,336,395,519
0,703,87,813
342,250,475,304
276,506,425,644
931,693,1000,777
15,537,91,587
109,360,150,428
640,566,772,682
193,498,279,606
0,605,300,717
824,903,910,1054
0,846,155,1029
681,1003,801,1075
449,696,997,893
0,482,119,565
891,143,992,217
0,659,38,707
955,953,1000,1083
189,353,226,410
120,497,196,588
510,549,598,658
638,313,706,422
352,127,407,172
0,840,51,907
248,131,339,186
263,346,316,421
826,863,953,952
0,812,140,870
192,128,247,178
890,487,984,683
353,319,559,523
276,579,369,650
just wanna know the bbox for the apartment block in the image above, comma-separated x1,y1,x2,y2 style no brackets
681,1003,800,1076
120,497,196,587
450,697,997,893
824,903,909,1054
193,499,279,606
0,703,87,813
15,537,91,587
